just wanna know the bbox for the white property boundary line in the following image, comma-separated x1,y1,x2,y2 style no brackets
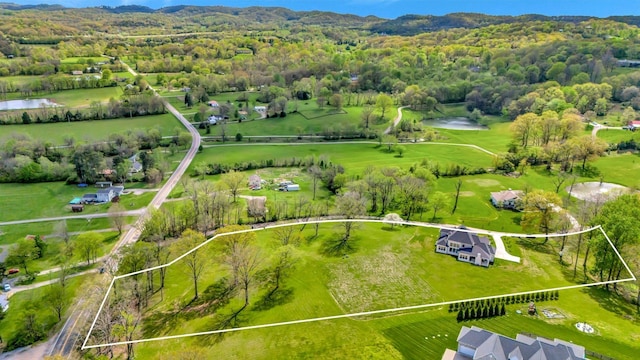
81,220,636,349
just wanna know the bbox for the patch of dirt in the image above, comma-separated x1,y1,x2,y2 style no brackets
328,246,436,313
458,191,476,197
466,179,500,187
567,182,630,202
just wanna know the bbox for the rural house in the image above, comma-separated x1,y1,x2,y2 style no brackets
208,100,219,108
82,193,98,204
96,188,115,203
442,326,586,360
435,226,495,267
490,189,523,210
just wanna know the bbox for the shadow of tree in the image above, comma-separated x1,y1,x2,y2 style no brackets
252,288,294,312
320,237,357,257
195,305,253,347
583,287,637,319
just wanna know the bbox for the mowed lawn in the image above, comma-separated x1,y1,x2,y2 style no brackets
132,223,640,360
0,182,152,222
0,113,183,144
592,152,640,188
194,143,495,175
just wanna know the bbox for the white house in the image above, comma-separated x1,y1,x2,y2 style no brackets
490,189,523,210
208,115,222,125
435,226,495,267
208,100,219,108
96,188,115,203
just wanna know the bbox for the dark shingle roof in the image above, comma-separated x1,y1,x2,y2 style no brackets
456,326,585,360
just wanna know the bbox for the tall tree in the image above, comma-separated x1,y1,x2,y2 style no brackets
592,194,640,291
308,165,322,200
221,170,245,203
173,229,208,301
375,93,393,120
6,239,38,275
109,202,127,234
334,190,367,250
521,190,562,240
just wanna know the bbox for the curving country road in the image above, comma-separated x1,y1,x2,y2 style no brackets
45,60,201,359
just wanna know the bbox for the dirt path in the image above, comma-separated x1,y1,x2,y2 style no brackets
383,106,410,135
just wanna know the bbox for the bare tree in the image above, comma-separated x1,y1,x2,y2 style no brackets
272,225,298,246
55,220,70,245
334,190,367,250
247,197,267,222
308,165,322,200
173,229,208,301
552,171,569,194
109,202,127,234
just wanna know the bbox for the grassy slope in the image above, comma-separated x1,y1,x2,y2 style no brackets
133,223,639,359
0,113,182,145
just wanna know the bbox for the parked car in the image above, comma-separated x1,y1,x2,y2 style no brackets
7,268,19,275
3,284,11,292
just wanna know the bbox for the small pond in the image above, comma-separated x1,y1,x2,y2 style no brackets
0,99,60,111
422,117,488,130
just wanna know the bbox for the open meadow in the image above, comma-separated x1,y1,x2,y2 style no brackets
193,142,495,175
0,113,183,145
96,222,639,360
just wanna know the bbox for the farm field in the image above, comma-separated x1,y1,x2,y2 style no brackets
121,223,638,360
0,113,182,144
192,142,495,175
206,106,388,137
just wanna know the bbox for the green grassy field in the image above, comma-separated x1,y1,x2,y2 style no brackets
193,143,495,175
0,113,182,144
0,216,135,245
596,128,640,144
0,182,152,222
591,152,640,188
128,223,639,359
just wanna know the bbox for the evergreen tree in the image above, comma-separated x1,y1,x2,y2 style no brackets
457,310,463,322
500,304,506,316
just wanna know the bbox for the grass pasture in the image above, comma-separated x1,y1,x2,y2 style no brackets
114,222,640,359
193,143,495,175
0,113,182,144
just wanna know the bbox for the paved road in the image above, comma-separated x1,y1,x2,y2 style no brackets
0,209,145,226
383,106,409,135
46,60,201,359
10,269,98,294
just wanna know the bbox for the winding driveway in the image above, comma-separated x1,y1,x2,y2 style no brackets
383,106,410,134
